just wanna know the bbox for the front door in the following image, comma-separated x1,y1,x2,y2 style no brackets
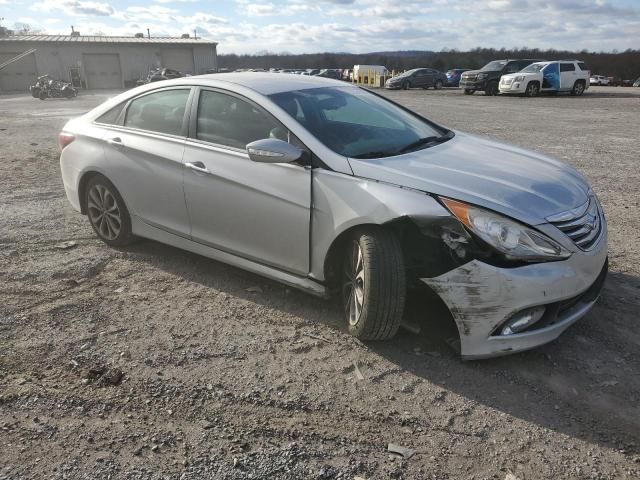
100,87,192,236
182,88,311,275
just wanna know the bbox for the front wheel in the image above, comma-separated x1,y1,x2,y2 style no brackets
342,228,406,340
485,81,499,96
434,79,443,89
463,89,475,95
524,82,539,97
402,81,410,90
85,175,135,247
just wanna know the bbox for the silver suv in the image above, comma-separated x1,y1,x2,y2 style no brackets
59,73,607,359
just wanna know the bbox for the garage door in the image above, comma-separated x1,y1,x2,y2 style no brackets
161,48,194,74
83,53,122,89
0,52,37,92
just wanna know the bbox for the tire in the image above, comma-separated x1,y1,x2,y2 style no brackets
341,228,406,341
85,174,135,247
402,81,410,90
434,79,443,90
39,91,47,100
524,82,539,97
463,89,475,95
571,81,585,96
484,81,499,96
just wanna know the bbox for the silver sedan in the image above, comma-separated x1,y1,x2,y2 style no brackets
58,73,607,359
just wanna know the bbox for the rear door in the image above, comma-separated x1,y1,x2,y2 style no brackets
99,87,192,236
560,63,577,89
182,88,311,275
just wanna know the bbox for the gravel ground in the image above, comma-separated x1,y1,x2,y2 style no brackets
0,86,639,480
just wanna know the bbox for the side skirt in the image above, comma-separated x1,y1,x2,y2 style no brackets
131,216,327,298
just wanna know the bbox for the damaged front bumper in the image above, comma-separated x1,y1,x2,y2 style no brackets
422,232,608,359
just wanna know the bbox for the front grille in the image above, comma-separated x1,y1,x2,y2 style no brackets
462,74,476,81
502,78,513,85
548,195,603,250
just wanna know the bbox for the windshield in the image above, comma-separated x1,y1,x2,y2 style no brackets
269,87,448,159
520,63,545,73
481,60,508,71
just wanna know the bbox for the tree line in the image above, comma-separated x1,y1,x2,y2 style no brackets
219,48,640,79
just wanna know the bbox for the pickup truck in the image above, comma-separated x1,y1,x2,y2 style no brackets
499,60,590,97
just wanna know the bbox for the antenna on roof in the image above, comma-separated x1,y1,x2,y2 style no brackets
147,28,150,39
194,29,197,40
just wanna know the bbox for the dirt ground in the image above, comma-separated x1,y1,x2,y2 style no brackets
1,86,639,479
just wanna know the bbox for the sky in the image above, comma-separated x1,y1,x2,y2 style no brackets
0,0,639,54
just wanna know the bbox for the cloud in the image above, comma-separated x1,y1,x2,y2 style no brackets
30,0,115,17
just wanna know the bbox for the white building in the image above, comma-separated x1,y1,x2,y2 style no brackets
0,34,218,91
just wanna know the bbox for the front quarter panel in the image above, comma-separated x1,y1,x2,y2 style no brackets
310,169,453,281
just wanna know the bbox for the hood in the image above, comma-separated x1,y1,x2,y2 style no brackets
462,70,481,76
502,71,538,80
347,132,590,226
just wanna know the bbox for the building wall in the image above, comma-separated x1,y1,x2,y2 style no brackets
0,42,217,91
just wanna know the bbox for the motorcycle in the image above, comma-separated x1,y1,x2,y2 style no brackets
30,75,78,100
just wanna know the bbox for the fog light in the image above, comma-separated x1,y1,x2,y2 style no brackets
501,306,545,335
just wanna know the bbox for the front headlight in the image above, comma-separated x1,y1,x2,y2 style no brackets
441,198,571,262
514,75,525,82
477,73,487,79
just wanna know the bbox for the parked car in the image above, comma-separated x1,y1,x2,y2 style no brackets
385,68,448,90
459,59,543,95
316,69,342,80
590,75,610,86
621,79,633,87
58,73,607,359
633,77,640,87
499,60,590,97
445,68,471,87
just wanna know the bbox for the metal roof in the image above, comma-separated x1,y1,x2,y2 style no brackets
0,35,217,45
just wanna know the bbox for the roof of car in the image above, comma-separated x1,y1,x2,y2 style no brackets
194,72,353,95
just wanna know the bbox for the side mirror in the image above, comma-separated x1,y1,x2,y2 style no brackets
246,138,303,164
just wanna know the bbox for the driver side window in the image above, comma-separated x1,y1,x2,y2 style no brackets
196,90,286,149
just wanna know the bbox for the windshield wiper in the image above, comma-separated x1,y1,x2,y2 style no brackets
351,151,397,159
397,132,453,154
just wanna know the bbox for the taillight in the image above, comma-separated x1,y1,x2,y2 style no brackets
58,132,75,150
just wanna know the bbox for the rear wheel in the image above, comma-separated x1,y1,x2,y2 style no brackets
571,81,585,96
485,81,499,96
524,82,539,97
341,228,406,340
85,175,135,247
463,89,475,95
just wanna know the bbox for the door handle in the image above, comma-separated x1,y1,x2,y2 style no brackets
106,137,124,148
185,161,210,175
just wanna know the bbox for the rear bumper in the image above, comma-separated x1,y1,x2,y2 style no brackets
422,229,608,359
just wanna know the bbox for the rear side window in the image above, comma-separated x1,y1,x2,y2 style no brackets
124,89,190,136
560,63,575,72
195,90,284,149
577,62,588,71
96,104,125,125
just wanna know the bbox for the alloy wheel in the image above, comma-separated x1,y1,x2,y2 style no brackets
343,241,365,326
87,184,122,240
